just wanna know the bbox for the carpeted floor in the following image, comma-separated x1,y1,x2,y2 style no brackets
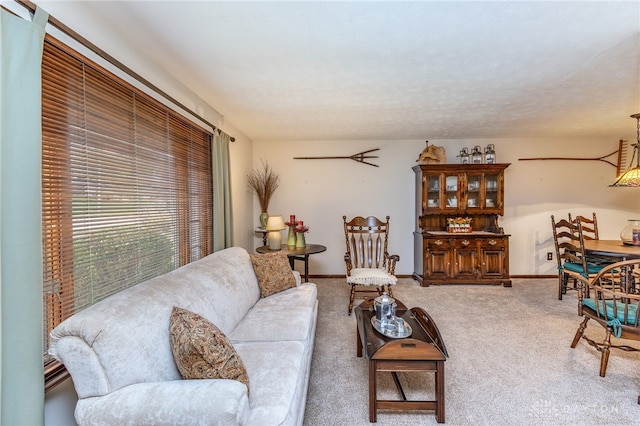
302,278,640,425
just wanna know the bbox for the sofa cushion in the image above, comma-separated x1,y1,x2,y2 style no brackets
234,340,307,426
347,267,398,286
230,305,316,343
229,283,317,343
254,282,317,310
249,251,297,297
169,306,250,392
183,247,261,335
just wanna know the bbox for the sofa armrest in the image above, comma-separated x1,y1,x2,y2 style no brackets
75,379,249,426
293,270,302,286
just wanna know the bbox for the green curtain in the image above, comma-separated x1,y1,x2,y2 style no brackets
212,131,234,251
0,6,48,425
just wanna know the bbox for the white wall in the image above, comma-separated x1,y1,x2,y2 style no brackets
253,137,639,277
225,122,255,250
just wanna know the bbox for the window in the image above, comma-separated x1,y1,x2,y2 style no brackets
42,36,213,390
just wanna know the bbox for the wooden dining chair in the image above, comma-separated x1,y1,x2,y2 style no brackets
343,215,399,315
568,211,614,279
551,215,605,300
571,258,640,377
569,212,599,240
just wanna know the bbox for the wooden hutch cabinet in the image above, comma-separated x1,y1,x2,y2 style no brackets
413,163,511,287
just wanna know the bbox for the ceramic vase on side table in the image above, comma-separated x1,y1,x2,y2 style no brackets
287,226,297,248
295,232,306,248
259,212,269,229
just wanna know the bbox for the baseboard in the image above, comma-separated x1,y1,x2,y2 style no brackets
511,275,556,279
309,274,557,279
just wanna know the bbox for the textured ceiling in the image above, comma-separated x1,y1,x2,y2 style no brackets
85,1,639,141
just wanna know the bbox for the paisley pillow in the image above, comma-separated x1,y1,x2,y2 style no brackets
249,251,297,297
169,306,249,393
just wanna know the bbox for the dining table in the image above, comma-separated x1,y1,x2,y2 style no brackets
583,239,640,295
583,239,640,260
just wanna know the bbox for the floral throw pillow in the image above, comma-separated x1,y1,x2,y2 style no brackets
249,251,297,298
169,306,249,393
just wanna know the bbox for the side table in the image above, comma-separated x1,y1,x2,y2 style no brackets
255,244,326,282
254,227,268,246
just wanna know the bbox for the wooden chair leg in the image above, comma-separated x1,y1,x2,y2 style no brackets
348,285,356,315
386,285,393,298
599,329,612,377
571,317,589,348
558,274,564,300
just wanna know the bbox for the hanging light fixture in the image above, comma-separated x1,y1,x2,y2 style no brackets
610,113,640,187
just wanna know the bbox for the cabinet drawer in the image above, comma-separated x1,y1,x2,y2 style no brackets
426,238,451,250
450,238,476,250
478,238,505,250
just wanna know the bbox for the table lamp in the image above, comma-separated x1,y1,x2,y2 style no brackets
266,215,285,250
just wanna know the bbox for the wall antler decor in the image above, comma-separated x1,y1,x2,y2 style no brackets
293,148,380,167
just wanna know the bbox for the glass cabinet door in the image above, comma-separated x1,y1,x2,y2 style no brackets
426,175,440,209
467,174,481,209
485,173,499,209
444,175,458,209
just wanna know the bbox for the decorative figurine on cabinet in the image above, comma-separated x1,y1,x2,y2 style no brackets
416,140,446,164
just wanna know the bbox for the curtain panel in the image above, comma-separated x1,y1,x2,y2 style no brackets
213,131,234,251
0,6,48,425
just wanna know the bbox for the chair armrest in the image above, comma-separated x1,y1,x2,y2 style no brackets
588,258,640,283
578,258,640,309
385,253,400,275
75,379,249,426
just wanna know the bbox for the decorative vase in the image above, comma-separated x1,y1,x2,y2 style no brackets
295,232,306,248
620,219,640,246
259,212,269,229
287,227,297,248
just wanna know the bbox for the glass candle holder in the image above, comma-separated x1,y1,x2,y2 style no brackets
471,145,483,164
620,219,640,246
458,147,470,164
485,144,496,164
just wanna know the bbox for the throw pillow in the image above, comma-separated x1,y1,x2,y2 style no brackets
169,306,249,393
249,251,297,297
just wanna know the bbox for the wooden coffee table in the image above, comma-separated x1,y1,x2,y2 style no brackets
354,298,448,423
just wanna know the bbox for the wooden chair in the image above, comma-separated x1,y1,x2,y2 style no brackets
569,212,599,240
551,215,604,300
568,211,614,281
571,258,640,377
343,215,399,315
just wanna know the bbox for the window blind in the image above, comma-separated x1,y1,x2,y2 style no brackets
42,36,213,389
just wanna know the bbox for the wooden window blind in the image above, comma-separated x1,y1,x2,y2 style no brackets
42,36,213,390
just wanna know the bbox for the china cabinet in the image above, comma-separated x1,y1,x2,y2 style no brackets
413,163,511,287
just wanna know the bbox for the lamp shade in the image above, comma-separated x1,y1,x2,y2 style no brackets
266,215,285,231
610,163,640,187
611,113,640,187
266,215,285,250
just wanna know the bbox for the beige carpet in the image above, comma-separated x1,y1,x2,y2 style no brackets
302,278,640,425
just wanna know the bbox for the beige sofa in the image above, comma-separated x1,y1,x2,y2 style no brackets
49,246,318,425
